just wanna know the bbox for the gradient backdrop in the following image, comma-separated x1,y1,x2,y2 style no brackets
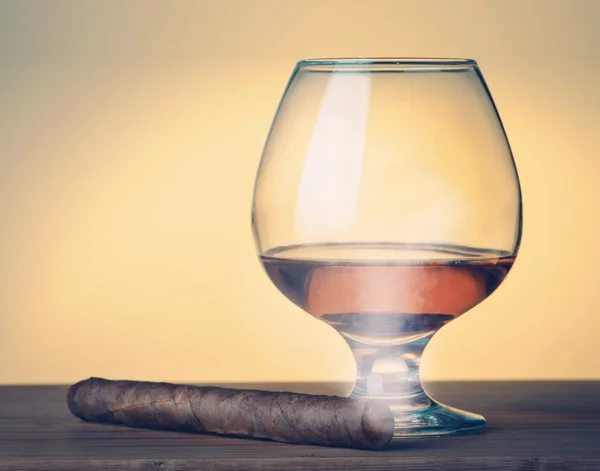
0,0,599,386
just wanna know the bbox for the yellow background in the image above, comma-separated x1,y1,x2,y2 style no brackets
0,0,598,385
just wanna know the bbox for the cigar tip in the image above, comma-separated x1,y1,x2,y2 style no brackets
361,400,395,450
66,378,91,415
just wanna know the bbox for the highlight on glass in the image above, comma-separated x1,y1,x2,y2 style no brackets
252,58,522,439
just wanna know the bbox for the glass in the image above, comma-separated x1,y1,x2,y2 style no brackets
252,58,522,440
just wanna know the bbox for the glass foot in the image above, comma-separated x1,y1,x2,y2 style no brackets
347,336,486,442
391,400,486,440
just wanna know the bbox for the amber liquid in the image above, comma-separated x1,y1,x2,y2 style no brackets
262,243,514,346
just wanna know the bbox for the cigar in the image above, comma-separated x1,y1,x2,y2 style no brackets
67,377,394,450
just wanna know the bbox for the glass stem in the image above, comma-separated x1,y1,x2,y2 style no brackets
345,333,486,439
347,336,433,413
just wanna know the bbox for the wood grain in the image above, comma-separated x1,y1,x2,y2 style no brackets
1,382,600,470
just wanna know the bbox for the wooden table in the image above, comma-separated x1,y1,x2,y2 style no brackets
1,382,599,470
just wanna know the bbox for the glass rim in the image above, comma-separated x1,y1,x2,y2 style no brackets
297,57,477,67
